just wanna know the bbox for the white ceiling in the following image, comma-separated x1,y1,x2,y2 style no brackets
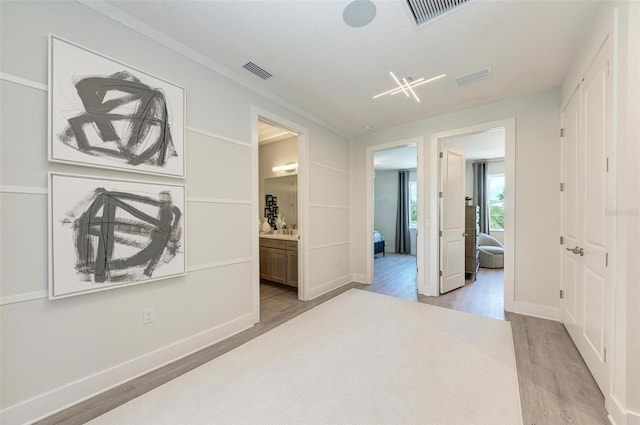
105,0,601,136
374,145,417,170
258,120,297,145
445,128,505,160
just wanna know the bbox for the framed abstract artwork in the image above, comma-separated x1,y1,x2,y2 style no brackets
48,35,186,177
48,172,186,299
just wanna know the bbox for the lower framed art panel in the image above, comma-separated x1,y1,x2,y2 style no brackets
48,172,186,299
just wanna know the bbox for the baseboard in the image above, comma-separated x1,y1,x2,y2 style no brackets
1,312,256,425
608,395,628,425
351,273,369,284
307,274,353,300
506,300,560,322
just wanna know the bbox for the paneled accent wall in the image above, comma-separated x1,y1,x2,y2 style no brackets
0,2,350,424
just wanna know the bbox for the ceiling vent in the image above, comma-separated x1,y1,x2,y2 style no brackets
456,67,492,87
406,0,473,26
243,62,272,80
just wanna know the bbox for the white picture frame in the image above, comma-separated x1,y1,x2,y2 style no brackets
48,34,186,178
48,172,186,299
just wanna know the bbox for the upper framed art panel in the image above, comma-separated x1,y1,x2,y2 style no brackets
48,35,186,178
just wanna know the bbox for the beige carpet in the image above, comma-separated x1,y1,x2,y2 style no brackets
89,289,522,425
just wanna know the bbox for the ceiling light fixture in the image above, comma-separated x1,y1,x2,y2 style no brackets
272,163,298,172
403,77,420,102
373,72,446,102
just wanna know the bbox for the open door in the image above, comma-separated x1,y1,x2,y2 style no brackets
439,141,466,293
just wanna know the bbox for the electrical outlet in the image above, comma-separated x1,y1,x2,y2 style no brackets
143,307,154,324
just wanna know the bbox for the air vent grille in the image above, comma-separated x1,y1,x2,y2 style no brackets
243,62,272,80
406,0,472,26
456,68,492,87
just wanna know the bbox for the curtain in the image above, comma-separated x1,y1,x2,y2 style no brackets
395,170,411,254
472,161,490,234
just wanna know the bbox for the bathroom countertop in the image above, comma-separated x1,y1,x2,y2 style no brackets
259,233,299,241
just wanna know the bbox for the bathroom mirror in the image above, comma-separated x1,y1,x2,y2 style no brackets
264,175,297,228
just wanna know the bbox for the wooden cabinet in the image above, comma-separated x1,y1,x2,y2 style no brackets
465,205,479,281
259,238,298,287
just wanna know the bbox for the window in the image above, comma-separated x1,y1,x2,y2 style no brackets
409,181,417,228
488,174,505,230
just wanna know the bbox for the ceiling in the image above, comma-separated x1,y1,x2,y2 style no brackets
373,126,502,170
445,128,505,160
374,145,417,170
104,0,601,136
258,120,297,145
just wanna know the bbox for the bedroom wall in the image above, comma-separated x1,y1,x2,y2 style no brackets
351,88,561,318
0,2,350,424
374,170,397,252
373,169,417,254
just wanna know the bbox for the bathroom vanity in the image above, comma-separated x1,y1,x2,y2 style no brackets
259,234,298,287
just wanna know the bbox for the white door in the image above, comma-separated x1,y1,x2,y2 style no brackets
439,141,466,294
560,38,612,394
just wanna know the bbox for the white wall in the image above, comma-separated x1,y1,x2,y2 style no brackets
259,136,297,224
0,2,350,424
562,2,640,424
373,169,417,254
351,88,561,317
374,170,397,251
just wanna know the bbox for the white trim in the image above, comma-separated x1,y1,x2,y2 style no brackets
366,137,426,294
430,119,516,305
510,301,560,322
306,274,352,300
186,127,251,148
78,0,346,139
0,72,47,91
309,161,350,175
0,186,48,195
0,312,255,425
608,394,640,425
187,197,251,205
309,204,349,209
608,395,626,425
309,241,350,251
187,257,252,273
0,291,48,306
352,273,368,283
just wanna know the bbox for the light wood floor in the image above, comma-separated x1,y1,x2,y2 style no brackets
38,258,609,425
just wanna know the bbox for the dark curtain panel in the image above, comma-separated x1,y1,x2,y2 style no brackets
472,161,490,234
395,170,411,254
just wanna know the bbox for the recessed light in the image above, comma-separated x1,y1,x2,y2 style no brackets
343,0,377,28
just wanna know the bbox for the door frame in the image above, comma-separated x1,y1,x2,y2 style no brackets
429,118,515,302
365,137,425,293
250,106,310,323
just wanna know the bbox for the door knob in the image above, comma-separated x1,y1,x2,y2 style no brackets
565,246,584,256
462,233,468,237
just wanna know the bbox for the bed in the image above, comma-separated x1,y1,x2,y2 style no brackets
374,231,386,257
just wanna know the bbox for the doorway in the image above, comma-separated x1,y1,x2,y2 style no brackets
429,119,515,310
365,137,425,297
251,107,309,323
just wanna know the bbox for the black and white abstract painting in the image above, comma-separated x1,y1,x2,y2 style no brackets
49,173,186,299
49,35,185,177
